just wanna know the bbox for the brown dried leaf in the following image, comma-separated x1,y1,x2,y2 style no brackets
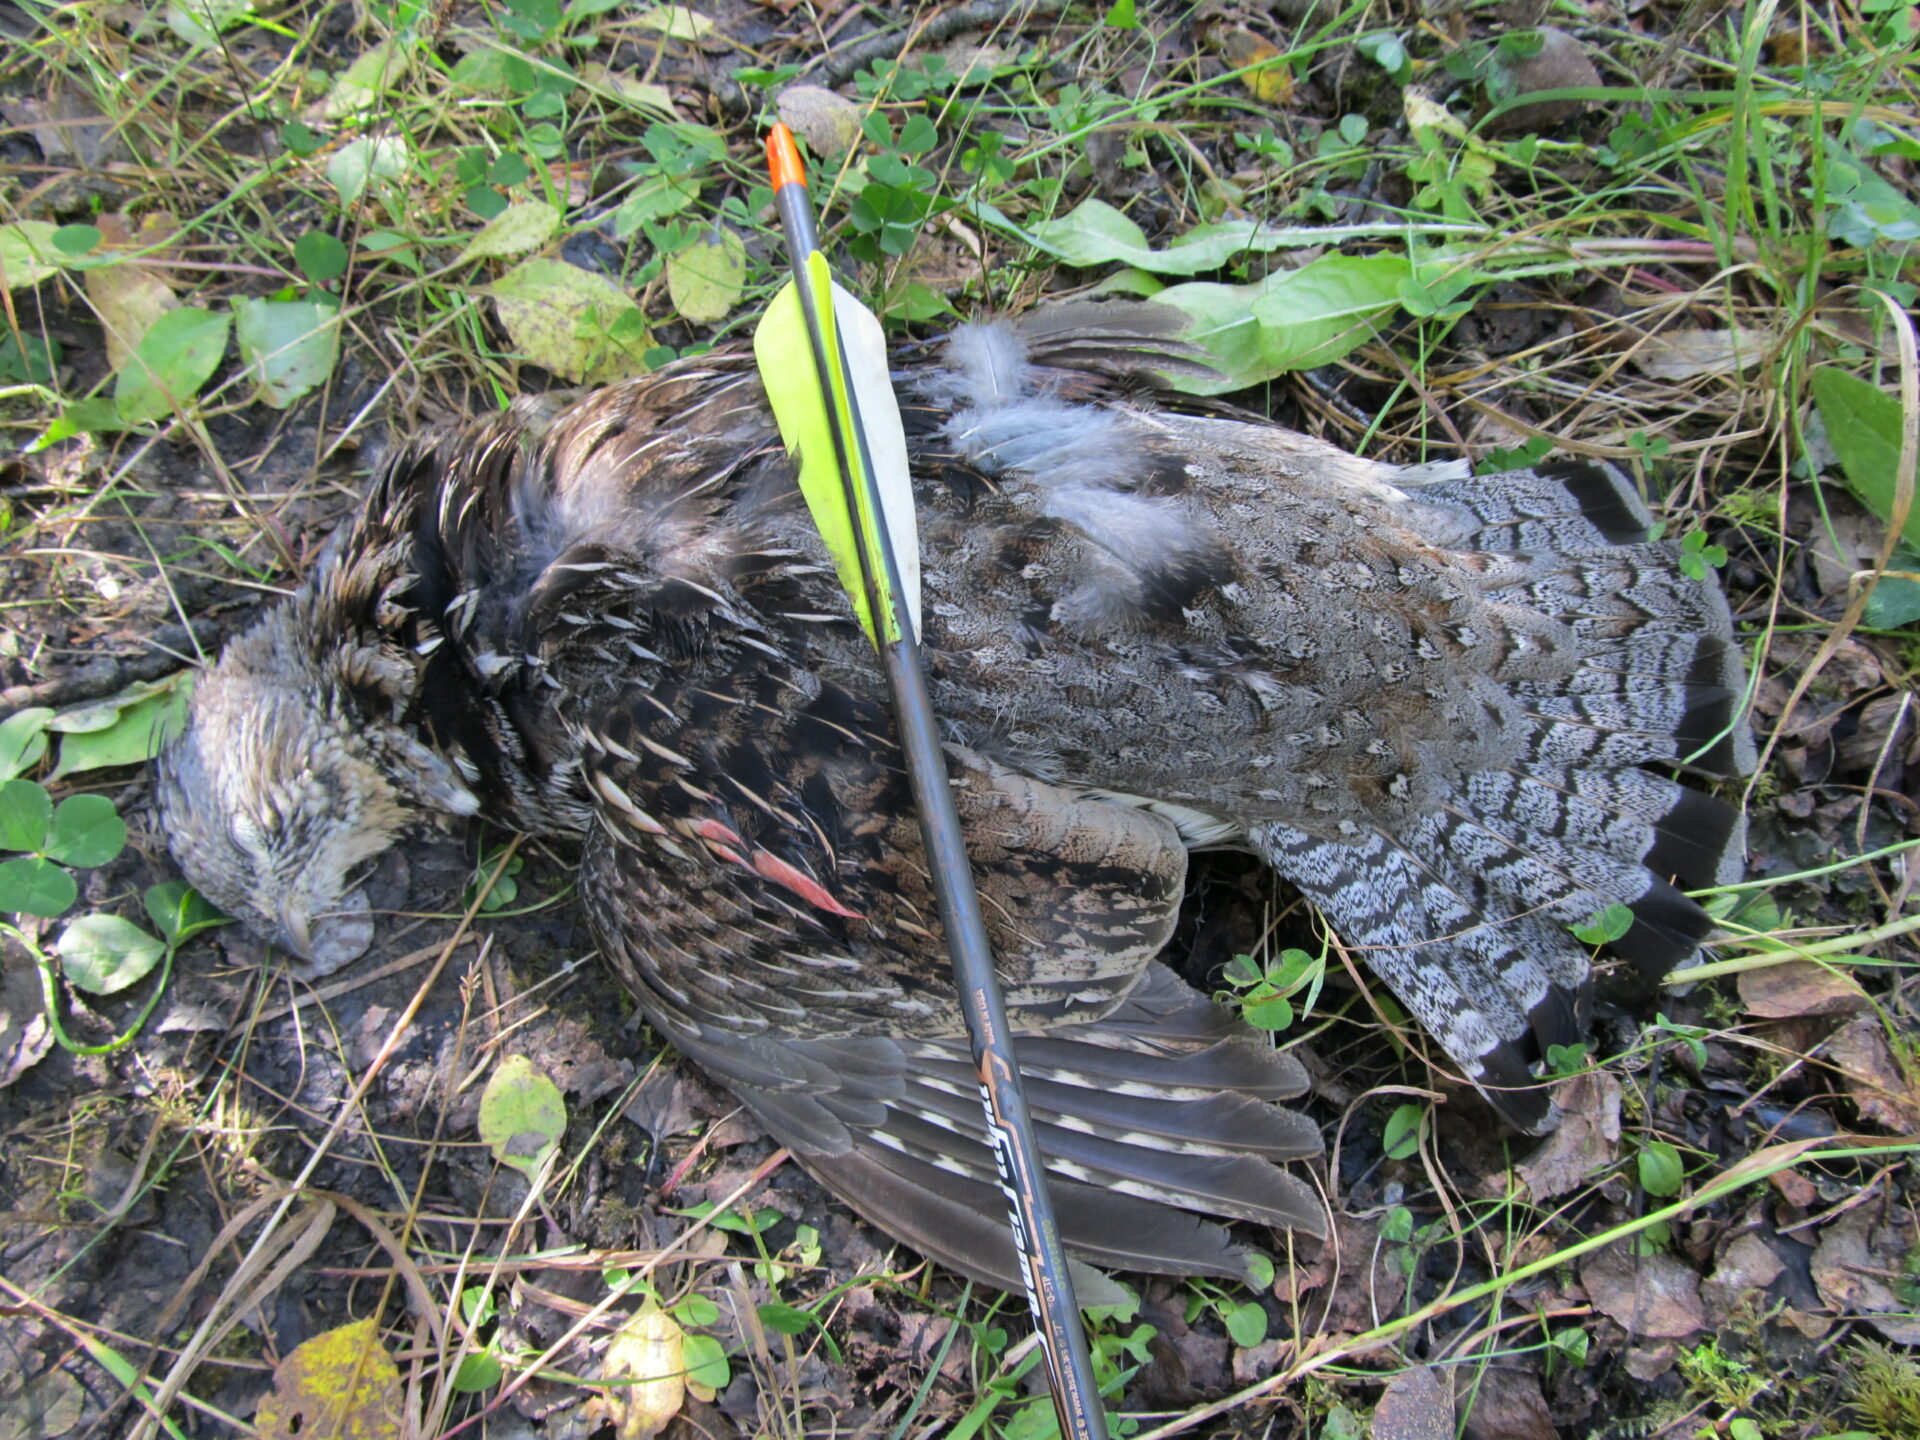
0,87,130,169
1278,1214,1408,1331
1483,28,1602,135
0,1365,85,1440
0,956,54,1088
523,1014,627,1104
1702,1231,1787,1328
84,212,182,372
1827,1015,1920,1131
625,1068,698,1140
1771,1167,1818,1208
1458,1366,1555,1440
777,85,862,158
1517,1070,1621,1201
1629,327,1775,380
1739,960,1869,1018
1373,1365,1453,1440
1579,1246,1706,1338
1811,1202,1920,1344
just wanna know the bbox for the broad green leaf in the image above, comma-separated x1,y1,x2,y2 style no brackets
322,37,408,119
680,1332,729,1400
883,281,958,323
1866,575,1920,628
456,202,560,263
449,49,520,95
1381,1102,1425,1160
57,913,166,994
451,1351,503,1392
0,856,76,917
633,4,713,38
234,296,341,408
326,136,410,205
1159,279,1286,388
1637,1140,1685,1197
295,230,349,285
671,1294,718,1326
144,880,228,944
478,1053,566,1180
53,225,100,256
1153,253,1411,393
666,227,746,324
487,258,650,383
1092,267,1166,298
675,1200,781,1235
0,708,53,782
44,795,125,868
1240,991,1294,1030
254,1317,402,1440
1028,197,1407,277
49,676,193,779
610,174,703,237
30,398,125,450
1381,1204,1414,1243
0,221,62,290
48,797,122,871
0,779,52,851
1246,254,1410,367
114,307,229,425
757,1302,813,1335
166,0,252,46
1222,1300,1267,1347
1571,901,1635,945
1811,366,1919,550
1550,1326,1589,1364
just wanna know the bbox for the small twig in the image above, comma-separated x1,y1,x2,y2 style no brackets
0,620,226,716
814,0,1066,88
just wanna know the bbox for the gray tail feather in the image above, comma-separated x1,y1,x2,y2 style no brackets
809,1150,1266,1299
725,964,1325,1289
1258,747,1744,1133
1256,456,1751,1132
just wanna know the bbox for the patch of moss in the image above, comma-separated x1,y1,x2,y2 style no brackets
1851,1339,1920,1440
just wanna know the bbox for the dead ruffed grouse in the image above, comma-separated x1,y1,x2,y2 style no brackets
154,302,1752,1293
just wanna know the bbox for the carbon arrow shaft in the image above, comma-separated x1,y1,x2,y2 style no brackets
763,123,1109,1440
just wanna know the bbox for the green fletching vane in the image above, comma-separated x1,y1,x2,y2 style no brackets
753,253,918,648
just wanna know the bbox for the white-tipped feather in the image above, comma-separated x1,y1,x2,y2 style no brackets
832,282,920,640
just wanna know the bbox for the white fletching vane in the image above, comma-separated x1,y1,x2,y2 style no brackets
832,281,920,640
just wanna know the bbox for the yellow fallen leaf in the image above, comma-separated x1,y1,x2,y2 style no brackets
1212,27,1293,107
601,1302,686,1439
255,1317,403,1440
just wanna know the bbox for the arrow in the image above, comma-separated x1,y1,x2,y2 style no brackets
752,123,1110,1440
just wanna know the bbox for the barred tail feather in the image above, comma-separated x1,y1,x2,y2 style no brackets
714,963,1324,1291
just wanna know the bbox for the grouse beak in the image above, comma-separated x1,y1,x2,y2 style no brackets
273,902,315,962
273,889,376,976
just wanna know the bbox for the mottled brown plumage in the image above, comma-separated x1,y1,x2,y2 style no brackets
154,302,1750,1293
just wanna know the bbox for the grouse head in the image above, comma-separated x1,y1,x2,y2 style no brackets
155,528,483,973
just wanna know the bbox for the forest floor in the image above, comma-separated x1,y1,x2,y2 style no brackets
2,2,1919,1438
